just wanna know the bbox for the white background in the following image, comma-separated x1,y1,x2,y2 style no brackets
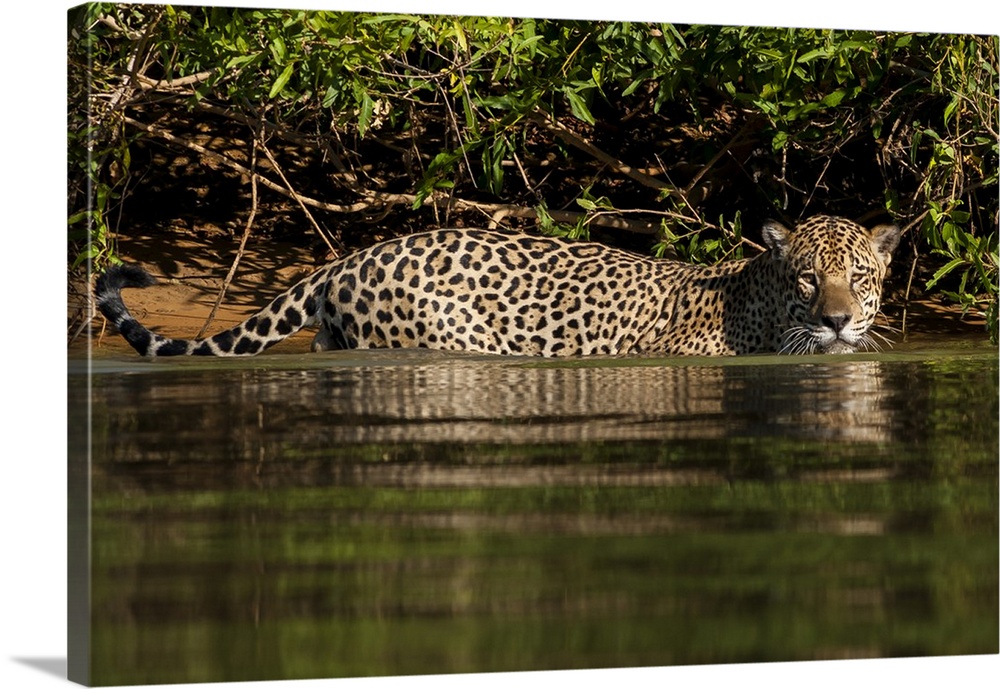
3,1,997,687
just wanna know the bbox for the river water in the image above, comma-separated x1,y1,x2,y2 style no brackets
68,341,998,685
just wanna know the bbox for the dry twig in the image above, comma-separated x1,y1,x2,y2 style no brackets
197,138,261,338
528,110,682,199
257,137,342,255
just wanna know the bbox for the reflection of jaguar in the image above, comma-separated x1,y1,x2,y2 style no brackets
96,214,899,357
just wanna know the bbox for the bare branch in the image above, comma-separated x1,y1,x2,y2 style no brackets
198,138,260,338
122,115,374,213
257,138,342,255
528,111,683,199
134,71,215,91
122,115,665,235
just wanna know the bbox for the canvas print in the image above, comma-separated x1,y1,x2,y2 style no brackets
67,3,998,686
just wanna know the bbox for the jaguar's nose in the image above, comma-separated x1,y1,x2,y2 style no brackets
821,313,852,332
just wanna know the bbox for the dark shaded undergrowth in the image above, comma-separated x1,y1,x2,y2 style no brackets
68,6,998,341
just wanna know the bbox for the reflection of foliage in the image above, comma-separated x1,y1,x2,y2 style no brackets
69,7,998,338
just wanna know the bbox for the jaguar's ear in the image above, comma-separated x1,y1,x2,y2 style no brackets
761,220,792,260
870,224,901,267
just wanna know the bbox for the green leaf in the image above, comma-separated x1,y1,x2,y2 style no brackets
563,88,595,125
357,92,375,137
753,48,783,60
926,257,967,289
797,47,832,63
270,35,286,62
67,210,91,225
821,89,847,107
517,34,544,54
269,63,295,99
226,54,259,70
452,19,468,53
943,94,961,126
622,72,650,97
321,85,337,108
71,245,99,269
360,13,420,25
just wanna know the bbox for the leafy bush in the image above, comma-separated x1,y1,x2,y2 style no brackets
68,6,998,340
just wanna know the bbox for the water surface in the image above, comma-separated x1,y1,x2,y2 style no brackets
69,343,998,685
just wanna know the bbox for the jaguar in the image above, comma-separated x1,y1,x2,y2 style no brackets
95,214,900,357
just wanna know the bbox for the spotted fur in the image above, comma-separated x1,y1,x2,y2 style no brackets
94,215,899,358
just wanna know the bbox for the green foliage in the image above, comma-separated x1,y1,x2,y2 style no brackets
69,8,998,339
923,202,998,342
67,3,140,269
653,209,744,264
537,190,623,241
901,36,998,342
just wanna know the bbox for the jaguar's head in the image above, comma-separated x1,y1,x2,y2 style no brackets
762,215,900,354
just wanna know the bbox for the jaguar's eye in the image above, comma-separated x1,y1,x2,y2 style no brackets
851,267,871,285
797,271,817,298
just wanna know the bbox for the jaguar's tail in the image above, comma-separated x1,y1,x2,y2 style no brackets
94,264,325,357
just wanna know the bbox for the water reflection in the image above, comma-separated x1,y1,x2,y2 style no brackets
93,355,904,445
71,349,999,684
